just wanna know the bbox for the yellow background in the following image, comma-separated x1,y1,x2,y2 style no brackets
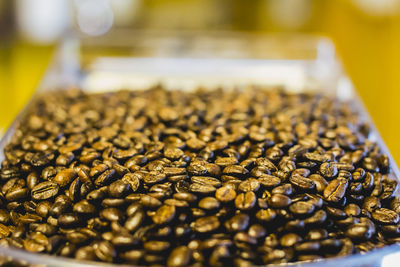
1,1,400,163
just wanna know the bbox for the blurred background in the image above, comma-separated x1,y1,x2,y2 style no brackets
0,0,400,162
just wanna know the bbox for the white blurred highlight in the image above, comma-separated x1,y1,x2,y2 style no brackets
15,0,71,44
75,0,114,36
353,0,400,16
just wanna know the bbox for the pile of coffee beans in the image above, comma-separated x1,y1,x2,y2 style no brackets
0,87,399,266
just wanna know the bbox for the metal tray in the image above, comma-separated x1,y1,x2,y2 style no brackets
0,30,398,267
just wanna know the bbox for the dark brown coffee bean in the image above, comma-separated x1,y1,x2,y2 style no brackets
215,186,236,202
95,169,116,187
173,192,197,203
94,241,116,262
192,216,220,233
54,169,77,187
58,213,80,228
189,183,216,194
31,182,59,200
372,208,399,224
289,175,315,191
268,194,292,208
72,199,95,214
345,224,374,240
280,233,302,247
167,246,191,267
324,177,348,202
256,209,276,222
272,183,293,196
235,192,256,210
100,208,123,222
289,201,315,216
153,205,175,225
258,174,281,188
199,197,220,210
225,213,249,232
238,178,260,192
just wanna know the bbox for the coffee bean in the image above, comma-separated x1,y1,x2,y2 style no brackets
189,183,216,194
174,192,197,203
258,174,281,188
324,178,348,202
54,169,77,187
199,197,220,210
289,201,315,216
100,208,123,222
345,225,374,240
256,209,276,222
95,169,116,187
238,178,260,192
268,194,292,208
272,183,293,196
289,175,316,191
192,216,220,233
372,208,399,224
167,246,191,267
58,213,80,228
235,192,256,210
153,205,176,224
94,241,116,262
215,186,236,202
31,182,59,200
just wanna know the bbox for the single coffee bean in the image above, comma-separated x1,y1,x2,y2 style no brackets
289,201,315,216
225,213,250,232
199,197,220,210
58,213,80,228
94,241,116,262
324,177,348,202
192,216,220,233
289,174,316,191
31,182,59,200
215,186,236,202
54,169,77,187
372,208,399,224
235,192,256,210
153,205,176,225
268,194,292,208
167,246,191,267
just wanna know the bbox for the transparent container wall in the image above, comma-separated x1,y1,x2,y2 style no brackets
0,30,399,267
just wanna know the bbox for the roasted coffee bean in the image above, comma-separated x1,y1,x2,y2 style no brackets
153,205,175,224
280,233,302,247
272,183,293,196
289,175,315,191
189,183,216,194
54,169,77,187
225,213,250,232
215,186,236,202
94,241,116,262
58,213,80,228
235,192,256,210
372,208,399,224
192,216,220,233
289,201,315,216
167,246,192,267
256,209,276,222
31,182,59,200
95,169,116,187
199,197,220,210
363,196,381,213
100,208,124,222
324,177,348,202
345,224,374,240
268,194,292,208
